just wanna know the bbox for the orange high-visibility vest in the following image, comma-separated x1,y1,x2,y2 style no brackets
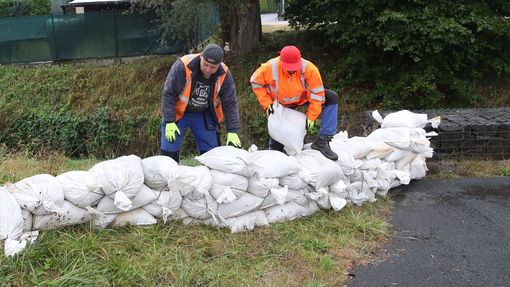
175,54,228,123
250,56,325,121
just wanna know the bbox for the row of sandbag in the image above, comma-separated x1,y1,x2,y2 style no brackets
0,150,339,256
1,109,440,256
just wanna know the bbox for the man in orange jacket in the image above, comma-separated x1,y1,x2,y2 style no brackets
250,45,339,160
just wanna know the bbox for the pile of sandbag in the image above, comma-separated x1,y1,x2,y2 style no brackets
0,109,439,257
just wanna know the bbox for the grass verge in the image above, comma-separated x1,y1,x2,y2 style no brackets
0,154,392,286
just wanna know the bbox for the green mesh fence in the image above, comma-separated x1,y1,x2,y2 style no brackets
0,9,219,64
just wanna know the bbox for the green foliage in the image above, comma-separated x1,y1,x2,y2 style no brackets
497,167,510,176
28,0,50,15
285,0,510,109
131,0,219,49
2,107,135,158
0,0,50,17
259,0,278,13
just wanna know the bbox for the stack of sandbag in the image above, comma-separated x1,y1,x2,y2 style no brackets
140,156,182,223
194,146,268,232
0,109,440,257
310,110,441,205
90,155,159,228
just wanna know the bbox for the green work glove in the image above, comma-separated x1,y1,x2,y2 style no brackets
165,122,180,143
226,132,241,148
265,103,274,117
306,119,315,131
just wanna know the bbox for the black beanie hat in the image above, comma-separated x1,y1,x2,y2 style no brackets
202,44,224,64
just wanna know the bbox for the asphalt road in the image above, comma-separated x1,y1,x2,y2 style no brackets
348,177,510,287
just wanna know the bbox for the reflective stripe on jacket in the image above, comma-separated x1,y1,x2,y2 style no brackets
250,56,325,121
175,54,228,123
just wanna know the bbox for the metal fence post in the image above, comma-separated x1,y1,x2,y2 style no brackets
113,10,119,61
50,14,58,61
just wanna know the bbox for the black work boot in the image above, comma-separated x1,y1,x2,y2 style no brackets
311,135,338,161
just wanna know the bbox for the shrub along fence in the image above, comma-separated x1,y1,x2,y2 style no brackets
0,9,219,64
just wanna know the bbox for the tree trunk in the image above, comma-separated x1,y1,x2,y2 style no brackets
219,0,261,56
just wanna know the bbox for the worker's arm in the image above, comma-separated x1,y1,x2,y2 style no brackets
304,62,326,121
217,70,240,133
162,60,186,123
250,63,274,111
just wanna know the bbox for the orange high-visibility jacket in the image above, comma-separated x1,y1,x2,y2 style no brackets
250,56,326,121
175,53,228,122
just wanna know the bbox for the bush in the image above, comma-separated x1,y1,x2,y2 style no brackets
285,0,510,109
1,107,136,158
0,0,50,17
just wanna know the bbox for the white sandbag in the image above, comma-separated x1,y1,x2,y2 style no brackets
410,154,428,180
267,102,307,155
375,161,397,196
372,110,441,129
13,174,65,216
93,197,118,228
111,208,157,227
90,155,144,204
330,194,348,211
95,184,158,214
365,141,395,159
347,182,376,206
330,136,373,159
367,127,433,154
359,158,381,171
247,176,279,198
294,150,345,188
261,186,308,209
195,146,252,177
279,169,311,190
384,148,412,162
362,171,379,189
394,170,411,185
143,191,182,223
223,210,269,233
248,150,301,178
32,201,99,230
21,209,33,232
181,194,218,220
56,171,103,208
0,187,25,256
217,192,264,219
395,152,418,171
264,200,319,224
306,187,331,209
5,183,40,212
141,155,178,191
329,180,348,199
169,166,212,200
209,170,248,204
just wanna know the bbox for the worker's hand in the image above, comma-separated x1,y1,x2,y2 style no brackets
226,132,241,148
165,122,180,143
306,119,315,131
265,103,274,117
227,133,241,148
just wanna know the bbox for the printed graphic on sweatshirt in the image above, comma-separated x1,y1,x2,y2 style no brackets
187,80,211,112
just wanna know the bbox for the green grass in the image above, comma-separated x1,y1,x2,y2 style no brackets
0,206,391,287
427,159,510,179
0,154,392,287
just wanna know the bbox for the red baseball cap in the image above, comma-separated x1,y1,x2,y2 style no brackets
280,45,302,71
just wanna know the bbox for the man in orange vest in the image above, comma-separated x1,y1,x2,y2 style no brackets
161,44,241,163
250,45,339,160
